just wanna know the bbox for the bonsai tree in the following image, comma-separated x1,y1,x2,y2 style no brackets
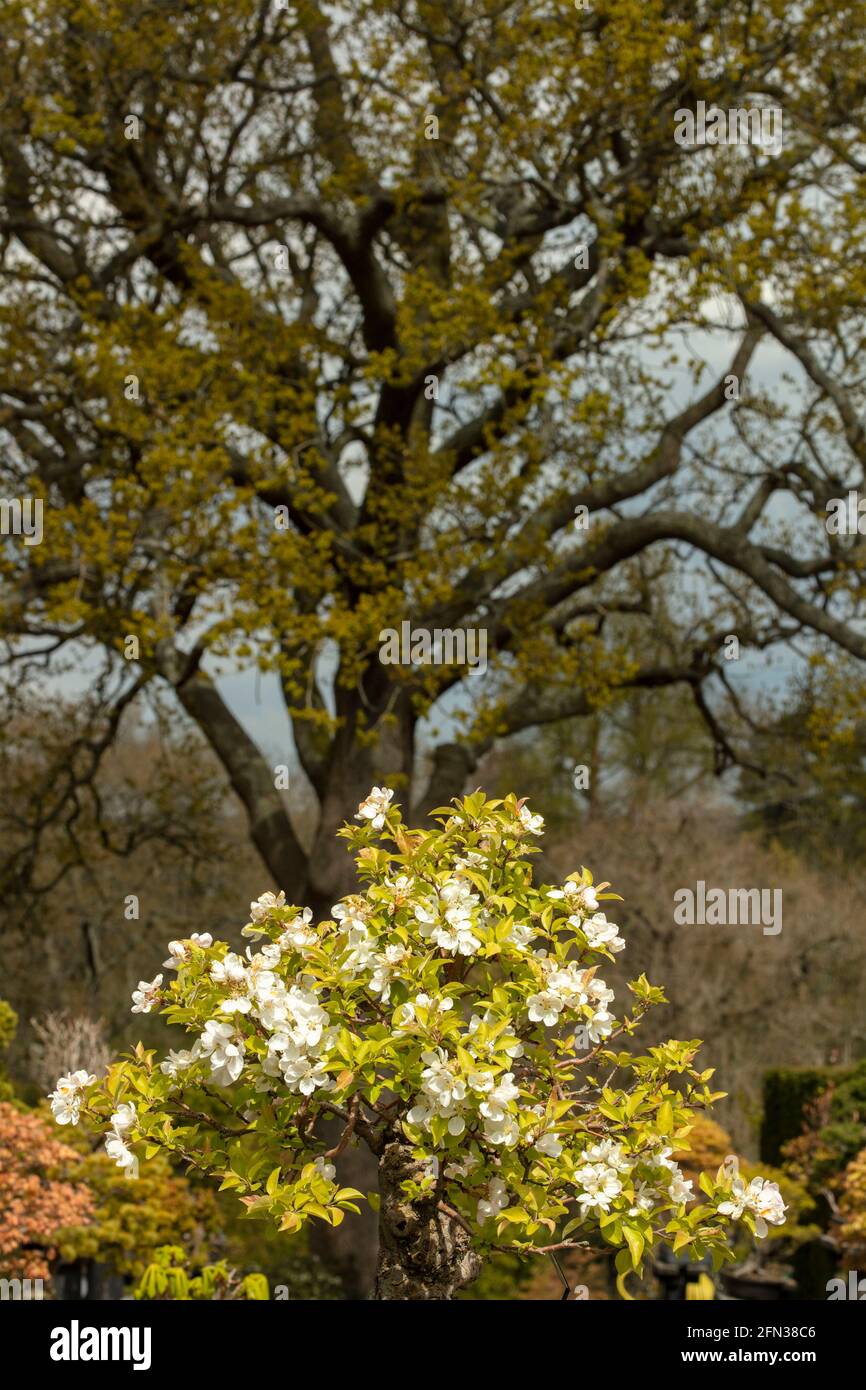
49,792,785,1299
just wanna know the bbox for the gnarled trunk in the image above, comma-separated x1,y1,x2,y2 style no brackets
374,1141,482,1300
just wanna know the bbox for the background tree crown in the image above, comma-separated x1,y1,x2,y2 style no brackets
2,0,865,909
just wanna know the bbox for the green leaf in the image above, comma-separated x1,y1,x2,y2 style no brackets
498,1206,529,1224
624,1225,645,1270
657,1100,674,1134
266,1166,282,1196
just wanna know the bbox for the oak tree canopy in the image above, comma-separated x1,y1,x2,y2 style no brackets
1,0,865,918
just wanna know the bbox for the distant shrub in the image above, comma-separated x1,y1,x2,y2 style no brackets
761,1067,848,1164
135,1245,269,1300
28,1011,111,1094
0,1102,94,1283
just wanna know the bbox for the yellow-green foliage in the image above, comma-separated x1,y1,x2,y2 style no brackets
0,1001,18,1054
0,1001,18,1103
837,1148,866,1267
51,1118,222,1278
2,0,865,817
135,1245,269,1301
674,1118,734,1180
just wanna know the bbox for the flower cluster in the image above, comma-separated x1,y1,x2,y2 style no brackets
105,1101,138,1176
717,1163,788,1238
48,790,785,1275
48,1069,96,1126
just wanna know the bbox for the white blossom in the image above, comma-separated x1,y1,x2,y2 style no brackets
575,1162,623,1213
588,978,615,1008
248,943,282,972
584,1139,632,1172
131,974,163,1014
718,1175,787,1236
407,1048,471,1137
163,932,213,969
394,993,454,1030
356,786,394,830
578,912,625,953
415,878,482,956
445,1153,479,1180
585,1008,615,1044
479,1073,520,1146
549,881,599,913
282,1051,332,1096
278,908,317,951
249,890,286,924
527,990,564,1027
453,851,485,870
669,1172,694,1205
506,921,535,949
109,1101,137,1137
628,1181,658,1215
48,1069,95,1125
200,1019,246,1085
516,804,544,835
369,944,408,1000
219,996,254,1015
284,985,329,1048
419,1049,468,1110
160,1045,200,1078
433,920,481,956
211,952,248,986
105,1132,138,1177
477,1176,509,1223
384,874,416,896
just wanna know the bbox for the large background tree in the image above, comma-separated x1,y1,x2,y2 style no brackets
2,0,865,912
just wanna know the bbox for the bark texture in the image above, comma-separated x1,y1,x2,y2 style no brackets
374,1140,482,1300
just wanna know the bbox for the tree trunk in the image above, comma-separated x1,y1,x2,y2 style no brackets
374,1140,482,1300
304,718,384,1296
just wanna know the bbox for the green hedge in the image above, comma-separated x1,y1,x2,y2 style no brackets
760,1067,854,1164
